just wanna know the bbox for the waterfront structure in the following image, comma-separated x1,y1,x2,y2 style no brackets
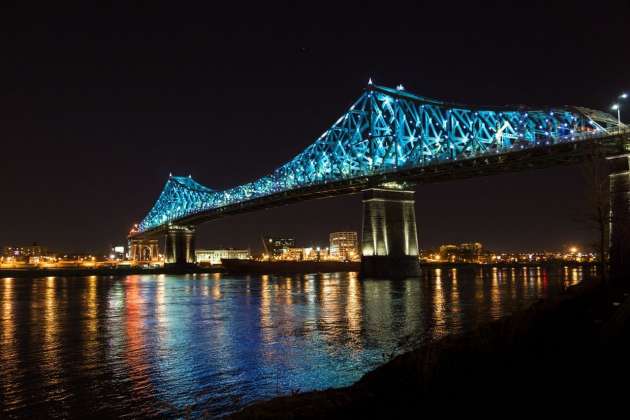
283,247,305,261
423,246,597,264
329,232,359,261
439,242,483,263
262,237,296,259
196,249,251,265
303,246,327,261
128,238,160,262
110,245,126,260
2,243,47,262
262,245,329,262
129,83,628,277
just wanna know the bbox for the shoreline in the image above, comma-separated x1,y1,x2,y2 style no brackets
0,260,596,278
0,265,223,278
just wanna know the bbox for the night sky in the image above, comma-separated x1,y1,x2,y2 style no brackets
1,2,629,254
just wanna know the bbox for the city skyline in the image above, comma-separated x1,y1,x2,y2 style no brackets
0,230,596,258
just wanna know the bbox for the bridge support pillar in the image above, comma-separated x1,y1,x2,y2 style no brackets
360,187,421,278
165,225,196,266
609,155,630,282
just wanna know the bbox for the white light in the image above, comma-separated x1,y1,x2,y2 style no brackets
612,104,619,110
621,93,628,99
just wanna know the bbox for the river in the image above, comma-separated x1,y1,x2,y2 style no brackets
0,266,592,417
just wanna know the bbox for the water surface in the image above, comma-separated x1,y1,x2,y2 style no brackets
0,266,591,417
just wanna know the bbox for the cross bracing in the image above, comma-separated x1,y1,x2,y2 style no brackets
136,83,624,233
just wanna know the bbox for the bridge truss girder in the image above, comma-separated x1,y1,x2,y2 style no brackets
136,84,624,234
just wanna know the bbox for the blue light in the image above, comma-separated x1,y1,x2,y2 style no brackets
136,84,619,233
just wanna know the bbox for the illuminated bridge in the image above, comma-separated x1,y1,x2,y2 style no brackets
131,82,630,276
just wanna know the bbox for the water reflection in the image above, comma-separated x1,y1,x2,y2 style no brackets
0,266,594,417
41,277,63,397
0,278,18,410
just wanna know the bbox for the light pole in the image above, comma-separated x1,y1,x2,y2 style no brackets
612,103,620,125
612,93,628,125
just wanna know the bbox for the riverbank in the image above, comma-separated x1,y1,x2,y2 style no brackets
0,261,361,278
222,259,594,275
0,260,595,279
231,278,630,418
0,265,223,278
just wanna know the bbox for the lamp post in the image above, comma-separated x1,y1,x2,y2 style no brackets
612,93,628,125
612,103,620,125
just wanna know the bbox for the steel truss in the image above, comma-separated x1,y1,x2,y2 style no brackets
136,83,623,234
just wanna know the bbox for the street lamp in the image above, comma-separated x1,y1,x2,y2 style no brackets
612,93,628,125
612,103,620,124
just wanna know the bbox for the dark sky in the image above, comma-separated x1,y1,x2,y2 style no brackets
1,2,629,254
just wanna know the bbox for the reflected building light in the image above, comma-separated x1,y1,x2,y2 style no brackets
123,277,156,402
41,276,62,390
571,267,581,285
320,276,343,343
81,276,99,370
450,268,461,321
432,268,446,339
489,268,501,317
363,279,394,347
260,275,273,346
285,278,293,305
212,278,222,300
402,277,422,338
0,278,17,401
155,276,168,348
346,274,362,338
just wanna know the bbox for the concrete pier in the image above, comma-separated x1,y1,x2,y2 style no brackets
360,187,420,277
165,225,196,266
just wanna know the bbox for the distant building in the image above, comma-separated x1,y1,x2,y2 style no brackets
458,242,483,263
329,231,359,261
439,242,483,263
110,245,126,260
303,246,328,261
262,236,295,259
2,243,47,263
196,249,251,265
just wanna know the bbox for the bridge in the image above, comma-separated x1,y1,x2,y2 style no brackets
130,82,630,277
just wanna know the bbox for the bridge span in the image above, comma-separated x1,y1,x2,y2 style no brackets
130,83,630,277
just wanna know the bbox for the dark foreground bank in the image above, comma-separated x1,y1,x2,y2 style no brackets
231,278,630,418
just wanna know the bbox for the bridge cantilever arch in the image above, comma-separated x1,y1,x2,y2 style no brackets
130,82,630,277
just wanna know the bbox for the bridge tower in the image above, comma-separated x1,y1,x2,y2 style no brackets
360,185,421,277
165,225,196,265
609,154,630,281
